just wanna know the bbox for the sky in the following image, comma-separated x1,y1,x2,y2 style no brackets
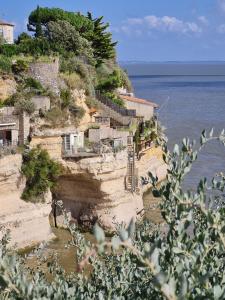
1,0,225,61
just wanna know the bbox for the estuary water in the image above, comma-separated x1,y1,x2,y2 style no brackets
124,63,225,189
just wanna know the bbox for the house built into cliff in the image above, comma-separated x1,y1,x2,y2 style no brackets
0,20,14,44
120,95,158,121
0,107,30,146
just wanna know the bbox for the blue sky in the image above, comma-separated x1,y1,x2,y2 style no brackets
2,0,225,61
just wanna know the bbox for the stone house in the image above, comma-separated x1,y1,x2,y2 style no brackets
62,132,84,155
0,107,30,146
120,95,158,121
0,20,14,44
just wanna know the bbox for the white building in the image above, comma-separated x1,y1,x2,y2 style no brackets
62,132,84,154
120,95,158,121
0,20,14,44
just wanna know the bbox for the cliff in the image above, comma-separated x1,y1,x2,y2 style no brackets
53,151,142,230
52,146,167,231
0,154,54,249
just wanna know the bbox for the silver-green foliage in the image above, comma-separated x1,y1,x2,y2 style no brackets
0,129,225,299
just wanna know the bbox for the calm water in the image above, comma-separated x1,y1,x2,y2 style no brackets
127,64,225,189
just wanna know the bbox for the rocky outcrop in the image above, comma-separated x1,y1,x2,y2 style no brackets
138,147,167,193
0,76,17,101
0,154,54,249
53,147,167,231
53,151,143,230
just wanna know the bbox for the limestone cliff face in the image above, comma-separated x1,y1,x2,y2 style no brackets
0,76,17,101
54,147,167,231
0,154,54,249
54,151,143,230
138,147,168,193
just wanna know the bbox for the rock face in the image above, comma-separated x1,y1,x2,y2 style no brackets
138,147,167,193
0,76,17,101
54,151,143,230
0,154,54,249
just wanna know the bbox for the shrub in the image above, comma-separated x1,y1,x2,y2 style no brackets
12,59,29,74
0,130,225,299
60,88,72,109
45,107,67,127
24,77,44,91
85,97,99,109
21,147,62,202
0,55,12,73
0,44,19,56
103,91,125,107
15,97,36,115
60,72,86,90
97,69,123,92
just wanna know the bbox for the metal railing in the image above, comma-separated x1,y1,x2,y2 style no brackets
95,91,136,117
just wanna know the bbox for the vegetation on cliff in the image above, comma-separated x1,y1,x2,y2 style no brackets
0,130,225,299
0,6,131,127
21,147,62,202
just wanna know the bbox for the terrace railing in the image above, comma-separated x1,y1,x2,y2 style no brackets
95,91,136,117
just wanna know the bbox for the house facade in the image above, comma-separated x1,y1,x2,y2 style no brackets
120,95,158,121
0,20,14,44
0,107,30,146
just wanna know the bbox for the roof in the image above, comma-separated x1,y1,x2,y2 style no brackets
120,95,158,108
0,20,14,27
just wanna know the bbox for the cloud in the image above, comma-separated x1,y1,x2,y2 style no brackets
218,0,225,13
217,24,225,33
121,15,202,35
198,16,209,26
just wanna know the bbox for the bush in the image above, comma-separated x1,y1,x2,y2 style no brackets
45,107,67,127
15,97,36,115
24,77,44,91
12,59,29,74
0,130,225,298
97,69,123,92
60,88,72,109
103,91,125,107
85,97,99,109
60,72,86,90
21,147,62,202
0,55,12,73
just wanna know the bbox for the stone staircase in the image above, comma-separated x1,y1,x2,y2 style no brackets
95,91,136,126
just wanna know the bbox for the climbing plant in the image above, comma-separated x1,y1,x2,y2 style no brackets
0,129,225,299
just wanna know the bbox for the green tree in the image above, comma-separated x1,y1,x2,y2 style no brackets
47,20,94,62
27,7,93,37
87,12,117,65
35,5,43,37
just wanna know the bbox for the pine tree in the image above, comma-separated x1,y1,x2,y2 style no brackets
87,12,117,66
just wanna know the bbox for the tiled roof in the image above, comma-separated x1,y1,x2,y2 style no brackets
120,95,158,108
0,20,14,26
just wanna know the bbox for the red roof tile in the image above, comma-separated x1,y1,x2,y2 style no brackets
120,95,158,108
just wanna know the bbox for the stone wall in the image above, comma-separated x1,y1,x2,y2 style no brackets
29,58,60,94
30,135,62,160
89,128,129,146
31,96,51,113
